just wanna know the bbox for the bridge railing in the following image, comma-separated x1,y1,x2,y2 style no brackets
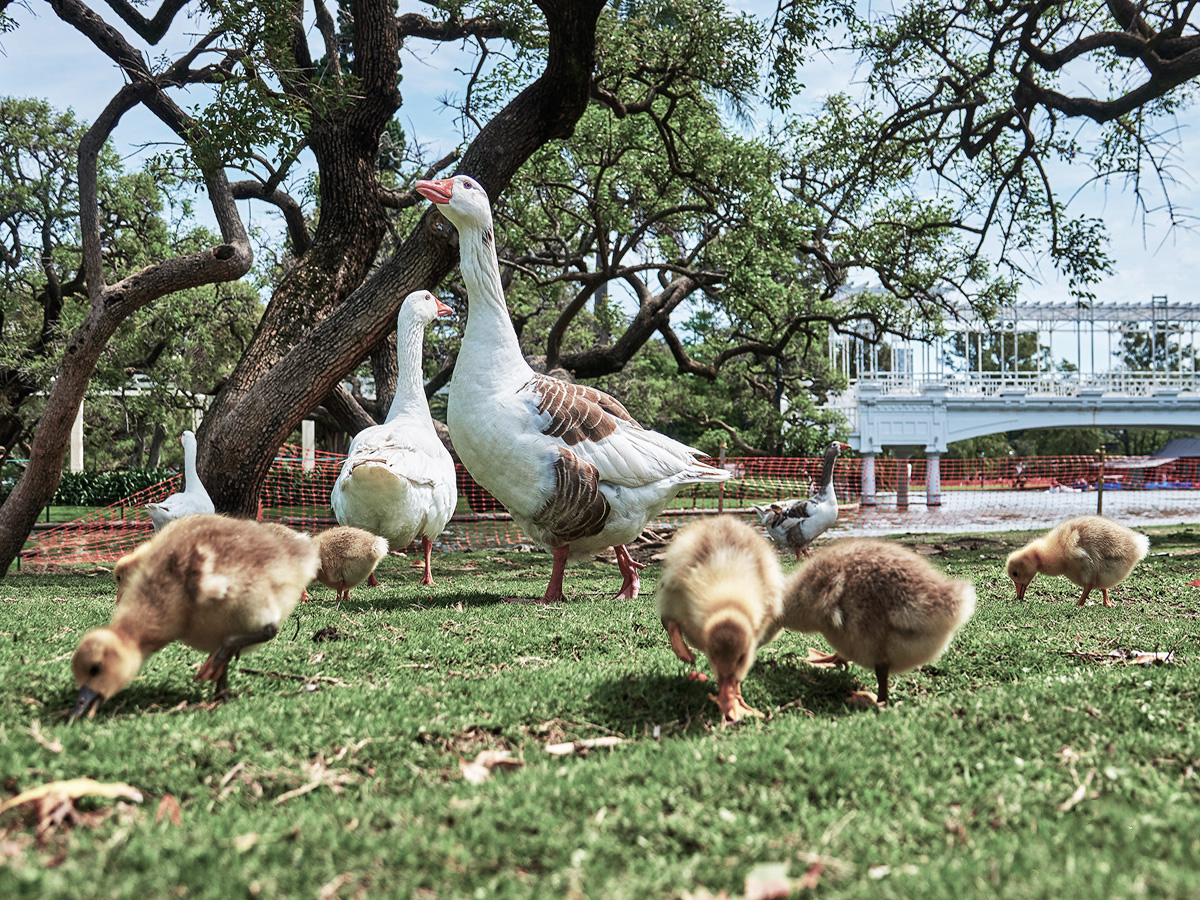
852,369,1199,397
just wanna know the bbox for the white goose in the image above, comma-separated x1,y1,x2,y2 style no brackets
415,174,730,602
330,290,458,585
146,430,215,531
753,441,848,559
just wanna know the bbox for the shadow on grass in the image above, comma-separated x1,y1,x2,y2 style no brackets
582,657,874,735
43,679,224,725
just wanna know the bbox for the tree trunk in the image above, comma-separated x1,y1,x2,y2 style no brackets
196,0,607,516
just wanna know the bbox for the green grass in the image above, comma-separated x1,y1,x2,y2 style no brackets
1,526,1199,899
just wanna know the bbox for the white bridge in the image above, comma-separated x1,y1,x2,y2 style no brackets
827,297,1200,506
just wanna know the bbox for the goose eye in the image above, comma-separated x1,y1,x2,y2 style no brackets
461,180,474,190
89,663,101,677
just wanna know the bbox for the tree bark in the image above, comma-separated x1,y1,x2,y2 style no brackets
196,0,607,516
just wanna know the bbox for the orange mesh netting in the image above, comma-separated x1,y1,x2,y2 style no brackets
19,448,1200,570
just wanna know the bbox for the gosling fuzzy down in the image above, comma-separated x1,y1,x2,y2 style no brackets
779,539,976,707
656,515,784,723
1006,515,1150,607
70,515,319,721
314,526,389,602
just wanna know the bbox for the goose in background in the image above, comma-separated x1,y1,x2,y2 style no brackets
754,441,848,559
146,430,214,531
331,291,458,586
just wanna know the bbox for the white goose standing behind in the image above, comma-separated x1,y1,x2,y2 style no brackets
330,291,457,585
146,430,215,531
753,441,848,559
415,174,730,602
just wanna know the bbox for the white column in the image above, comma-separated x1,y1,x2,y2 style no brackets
926,453,941,507
897,456,910,509
302,419,315,472
70,401,84,473
861,453,877,507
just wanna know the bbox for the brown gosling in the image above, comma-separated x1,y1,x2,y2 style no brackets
1006,515,1150,607
314,526,389,602
779,539,976,707
70,515,319,722
656,515,784,724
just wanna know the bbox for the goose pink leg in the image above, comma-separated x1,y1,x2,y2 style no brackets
420,536,435,586
613,545,645,600
541,545,570,603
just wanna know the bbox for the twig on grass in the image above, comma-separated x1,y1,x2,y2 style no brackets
238,667,350,686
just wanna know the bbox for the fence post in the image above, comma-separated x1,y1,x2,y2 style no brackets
1096,447,1105,515
70,400,84,473
302,420,316,473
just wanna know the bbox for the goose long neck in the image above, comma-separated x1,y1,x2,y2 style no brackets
385,315,434,423
183,437,200,490
817,448,838,496
456,219,529,374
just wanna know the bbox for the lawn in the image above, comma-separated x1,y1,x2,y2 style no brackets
0,525,1198,899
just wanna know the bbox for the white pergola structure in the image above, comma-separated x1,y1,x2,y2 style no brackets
827,296,1200,507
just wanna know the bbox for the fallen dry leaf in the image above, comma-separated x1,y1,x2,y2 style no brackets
0,778,142,815
232,831,259,853
460,749,524,784
743,862,792,899
155,793,182,826
545,736,623,756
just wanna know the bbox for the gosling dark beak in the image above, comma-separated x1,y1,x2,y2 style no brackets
69,685,103,724
1013,580,1027,601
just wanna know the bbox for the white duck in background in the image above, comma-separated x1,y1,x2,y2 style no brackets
415,174,730,602
330,290,458,585
753,441,848,559
146,430,215,531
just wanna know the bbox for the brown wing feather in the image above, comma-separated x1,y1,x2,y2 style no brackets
529,375,636,446
533,447,610,543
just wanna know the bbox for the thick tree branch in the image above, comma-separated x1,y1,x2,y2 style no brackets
102,0,187,44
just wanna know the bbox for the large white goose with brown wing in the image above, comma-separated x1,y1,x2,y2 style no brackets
415,175,730,603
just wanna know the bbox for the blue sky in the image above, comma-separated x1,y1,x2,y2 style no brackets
3,1,1198,315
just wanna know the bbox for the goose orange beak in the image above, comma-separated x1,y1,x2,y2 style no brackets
415,178,453,204
435,299,453,317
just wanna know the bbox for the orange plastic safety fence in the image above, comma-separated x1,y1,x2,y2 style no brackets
19,449,1200,570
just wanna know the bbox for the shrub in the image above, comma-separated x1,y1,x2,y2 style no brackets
51,469,177,506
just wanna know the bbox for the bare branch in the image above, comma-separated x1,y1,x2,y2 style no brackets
101,0,187,44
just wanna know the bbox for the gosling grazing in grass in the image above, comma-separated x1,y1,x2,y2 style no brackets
656,515,784,723
70,515,319,722
779,539,976,707
314,526,389,602
1006,515,1150,607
